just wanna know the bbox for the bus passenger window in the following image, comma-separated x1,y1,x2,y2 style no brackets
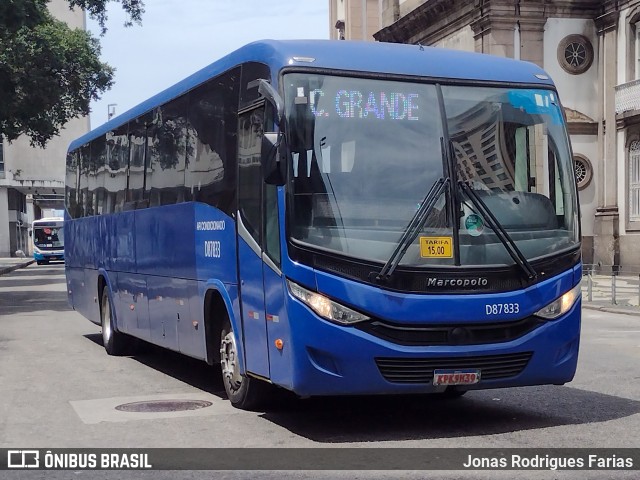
238,108,264,244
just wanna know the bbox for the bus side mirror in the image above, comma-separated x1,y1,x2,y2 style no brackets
262,132,286,185
258,79,284,124
258,79,286,186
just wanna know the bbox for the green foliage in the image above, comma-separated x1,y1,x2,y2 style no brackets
0,0,144,148
68,0,145,33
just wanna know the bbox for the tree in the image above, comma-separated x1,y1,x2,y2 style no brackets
68,0,144,33
0,0,145,148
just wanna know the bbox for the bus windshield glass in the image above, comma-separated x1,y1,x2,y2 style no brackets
33,224,64,249
284,73,579,268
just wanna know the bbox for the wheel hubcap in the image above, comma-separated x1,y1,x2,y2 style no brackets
220,331,242,392
102,299,112,345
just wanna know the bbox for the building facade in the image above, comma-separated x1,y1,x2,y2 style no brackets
330,0,384,40
350,0,640,272
0,0,90,257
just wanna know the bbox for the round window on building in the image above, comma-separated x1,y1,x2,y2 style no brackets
574,154,593,190
558,35,594,75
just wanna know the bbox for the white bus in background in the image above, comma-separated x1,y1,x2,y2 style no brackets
31,217,65,265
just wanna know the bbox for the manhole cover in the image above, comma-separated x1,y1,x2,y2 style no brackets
114,400,213,413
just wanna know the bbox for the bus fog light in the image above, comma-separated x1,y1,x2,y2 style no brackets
534,284,581,320
287,280,369,325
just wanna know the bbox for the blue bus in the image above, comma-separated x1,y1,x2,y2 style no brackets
65,40,581,409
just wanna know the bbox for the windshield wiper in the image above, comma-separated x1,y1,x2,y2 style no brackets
376,177,449,283
458,181,537,280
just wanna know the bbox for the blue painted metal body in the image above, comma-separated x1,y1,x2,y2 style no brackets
65,39,580,397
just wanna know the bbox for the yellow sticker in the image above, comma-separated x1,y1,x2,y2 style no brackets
420,236,453,258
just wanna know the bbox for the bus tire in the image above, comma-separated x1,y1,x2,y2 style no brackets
100,288,134,356
36,261,43,265
220,319,271,410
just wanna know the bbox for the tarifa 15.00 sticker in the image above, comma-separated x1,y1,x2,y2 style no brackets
419,236,453,258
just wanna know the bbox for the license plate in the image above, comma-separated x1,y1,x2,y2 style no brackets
433,369,481,386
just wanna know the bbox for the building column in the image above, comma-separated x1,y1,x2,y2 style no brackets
471,17,516,58
471,2,546,63
26,194,35,256
517,18,546,67
380,0,399,29
593,15,620,271
0,188,9,257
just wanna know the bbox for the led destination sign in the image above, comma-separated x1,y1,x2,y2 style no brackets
306,88,420,121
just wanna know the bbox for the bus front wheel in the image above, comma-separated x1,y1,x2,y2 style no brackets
220,319,272,410
101,288,134,356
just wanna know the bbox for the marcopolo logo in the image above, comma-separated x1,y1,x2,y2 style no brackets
426,277,489,288
7,450,40,468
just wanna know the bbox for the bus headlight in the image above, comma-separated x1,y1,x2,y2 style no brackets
534,284,581,320
287,279,369,325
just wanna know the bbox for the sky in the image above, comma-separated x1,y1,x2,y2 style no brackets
86,0,330,127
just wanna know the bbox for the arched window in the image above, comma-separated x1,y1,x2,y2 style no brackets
630,140,640,222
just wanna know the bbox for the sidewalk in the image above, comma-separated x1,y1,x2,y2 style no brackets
580,273,640,316
0,257,35,276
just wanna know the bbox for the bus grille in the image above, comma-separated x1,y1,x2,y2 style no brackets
356,317,544,346
375,352,533,384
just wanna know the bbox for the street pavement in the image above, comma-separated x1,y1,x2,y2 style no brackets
0,257,34,276
0,263,639,480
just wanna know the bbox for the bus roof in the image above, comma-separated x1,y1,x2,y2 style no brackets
33,217,64,224
70,39,556,151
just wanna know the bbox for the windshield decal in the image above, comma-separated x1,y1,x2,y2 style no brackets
507,89,563,125
464,214,485,237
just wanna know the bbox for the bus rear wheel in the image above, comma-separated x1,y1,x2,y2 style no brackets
100,288,134,356
220,319,272,410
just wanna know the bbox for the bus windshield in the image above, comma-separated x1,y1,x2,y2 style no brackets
284,73,579,268
33,224,64,249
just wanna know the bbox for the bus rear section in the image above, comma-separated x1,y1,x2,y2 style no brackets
31,217,64,265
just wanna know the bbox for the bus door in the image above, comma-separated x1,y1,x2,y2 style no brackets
237,107,283,378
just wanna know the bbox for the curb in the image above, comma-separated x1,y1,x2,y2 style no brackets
0,260,35,276
582,303,640,317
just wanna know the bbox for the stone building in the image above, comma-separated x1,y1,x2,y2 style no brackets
331,0,640,271
329,0,383,40
0,1,90,257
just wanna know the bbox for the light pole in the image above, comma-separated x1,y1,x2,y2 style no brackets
108,104,117,120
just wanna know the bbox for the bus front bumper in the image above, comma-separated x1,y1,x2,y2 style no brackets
34,251,65,261
281,300,580,397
